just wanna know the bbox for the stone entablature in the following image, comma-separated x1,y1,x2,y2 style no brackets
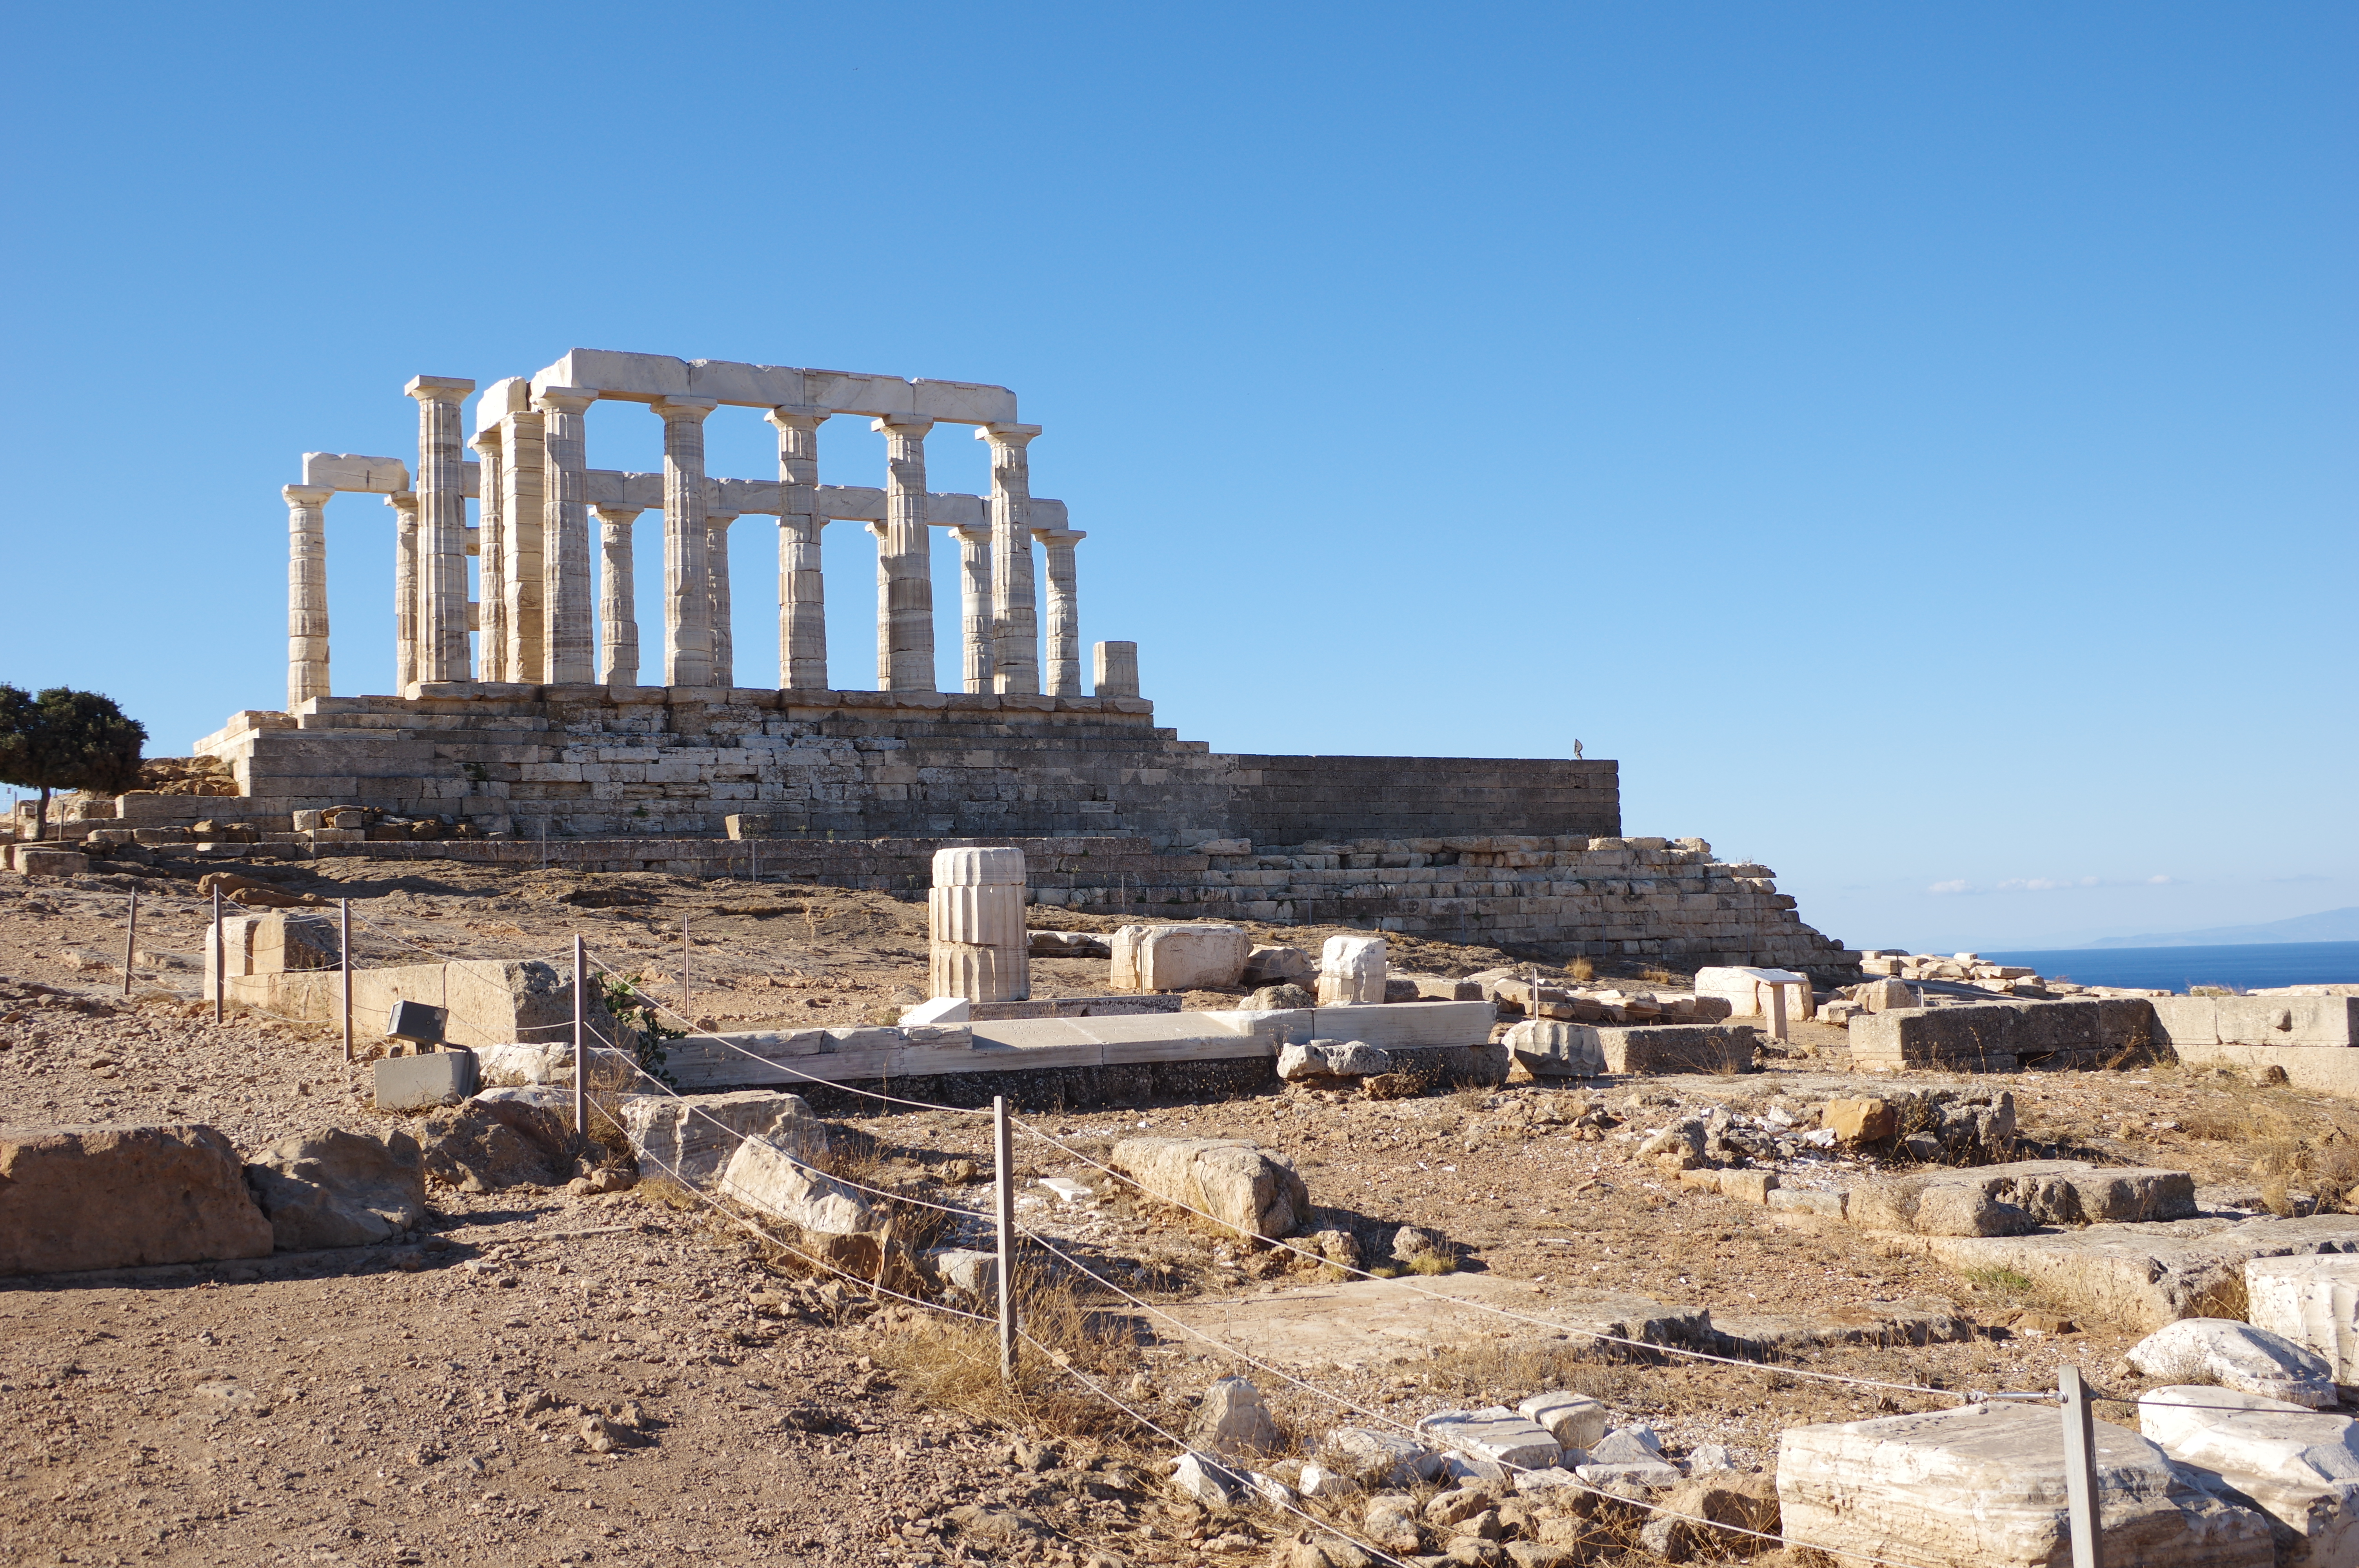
281,348,1098,709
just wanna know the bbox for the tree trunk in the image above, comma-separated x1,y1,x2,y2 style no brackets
32,785,49,842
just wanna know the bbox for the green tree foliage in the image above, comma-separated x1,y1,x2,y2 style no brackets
0,685,148,842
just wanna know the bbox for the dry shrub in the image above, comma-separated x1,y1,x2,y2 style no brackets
1568,957,1596,982
873,1273,1148,1440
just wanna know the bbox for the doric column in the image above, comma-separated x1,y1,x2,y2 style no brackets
979,423,1041,695
404,376,476,682
387,492,421,691
951,523,996,694
1092,640,1139,698
469,427,508,682
864,520,890,683
592,506,641,686
535,387,598,684
284,484,334,709
498,405,546,682
766,406,827,690
652,397,718,686
705,511,739,689
1034,526,1087,696
871,413,936,690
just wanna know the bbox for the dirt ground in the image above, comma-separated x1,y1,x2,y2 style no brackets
5,851,2356,1567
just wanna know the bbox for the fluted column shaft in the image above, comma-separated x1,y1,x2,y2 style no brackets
471,428,508,682
705,511,738,689
1036,527,1087,697
593,506,640,685
872,413,936,690
653,398,718,686
405,376,476,682
951,523,996,694
498,408,546,682
284,485,334,709
388,494,421,691
767,407,827,690
536,387,597,684
980,423,1041,695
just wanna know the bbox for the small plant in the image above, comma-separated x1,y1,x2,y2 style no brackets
1407,1252,1456,1276
1963,1266,2034,1292
1568,957,1596,982
598,972,683,1089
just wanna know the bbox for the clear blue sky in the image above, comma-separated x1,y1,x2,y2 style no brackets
2,4,2350,952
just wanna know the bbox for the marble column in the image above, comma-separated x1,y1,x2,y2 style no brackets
498,405,546,682
871,412,936,690
405,376,476,682
387,492,421,691
864,520,890,684
705,511,739,689
536,387,598,685
469,427,508,682
1035,526,1087,697
951,523,996,694
593,506,640,686
652,397,718,687
979,423,1041,695
766,406,827,690
284,485,334,709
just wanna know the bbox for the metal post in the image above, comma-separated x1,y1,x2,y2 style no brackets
2061,1364,2105,1568
994,1093,1016,1384
340,898,354,1062
681,918,690,1016
572,933,587,1152
122,890,138,996
211,886,224,1025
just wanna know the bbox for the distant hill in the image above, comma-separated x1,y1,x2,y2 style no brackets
2083,907,2359,949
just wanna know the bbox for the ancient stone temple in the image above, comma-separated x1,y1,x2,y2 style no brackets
84,348,1856,973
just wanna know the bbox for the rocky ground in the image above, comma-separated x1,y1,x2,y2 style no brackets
5,851,2357,1566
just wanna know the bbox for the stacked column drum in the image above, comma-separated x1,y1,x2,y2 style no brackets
928,847,1030,1002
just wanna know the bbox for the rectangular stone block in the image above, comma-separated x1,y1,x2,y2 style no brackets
373,1050,478,1111
1598,1024,1757,1075
2247,1254,2359,1390
1109,922,1250,992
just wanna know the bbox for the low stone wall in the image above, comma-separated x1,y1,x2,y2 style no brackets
1851,999,2159,1073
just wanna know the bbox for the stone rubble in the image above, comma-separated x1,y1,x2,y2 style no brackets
2125,1318,2340,1408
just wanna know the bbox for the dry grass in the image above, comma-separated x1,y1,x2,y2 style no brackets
2177,1083,2359,1212
871,1274,1149,1440
1568,957,1596,982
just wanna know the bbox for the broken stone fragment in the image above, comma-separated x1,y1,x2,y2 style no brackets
2137,1384,2359,1566
1516,1391,1609,1450
243,1126,426,1250
1108,1136,1308,1241
1821,1096,1896,1143
1276,1039,1393,1083
1358,1494,1424,1553
1323,1427,1443,1486
1637,1118,1708,1171
1637,1472,1780,1563
1241,944,1315,988
1416,1407,1563,1472
2126,1318,2339,1408
2246,1253,2359,1392
1167,1451,1244,1505
0,1123,274,1274
1503,1018,1607,1078
1316,935,1387,1007
1846,1159,2196,1238
1027,929,1110,958
1190,1376,1282,1459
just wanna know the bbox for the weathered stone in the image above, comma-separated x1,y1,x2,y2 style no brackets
1248,982,1318,1010
2247,1254,2359,1392
1637,1118,1707,1171
1503,1020,1606,1078
1307,1228,1361,1270
718,1135,874,1238
1823,1096,1896,1142
1857,977,1916,1013
1694,966,1813,1023
1109,1136,1307,1240
1360,1494,1425,1553
1424,1484,1498,1526
1277,1039,1394,1083
1191,1376,1282,1458
1110,922,1250,992
418,1104,568,1191
2139,1385,2359,1568
1298,1459,1360,1500
243,1127,426,1250
1589,1426,1662,1463
1575,1457,1681,1488
1168,1452,1243,1505
1776,1401,2273,1568
1028,929,1110,958
1600,1025,1757,1076
1516,1392,1608,1451
1417,1408,1563,1472
1316,935,1387,1007
1905,1214,2359,1332
1242,944,1316,988
0,1124,273,1274
1637,1472,1780,1562
1321,1428,1443,1488
1390,1224,1449,1263
1847,1161,2197,1237
616,1090,827,1185
2126,1318,2337,1408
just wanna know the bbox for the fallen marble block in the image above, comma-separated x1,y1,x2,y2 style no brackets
1108,1136,1306,1241
2248,1254,2359,1393
2139,1384,2359,1568
1517,1390,1609,1450
1415,1406,1562,1472
1847,1160,2198,1237
1503,1018,1607,1078
1777,1401,2272,1568
1276,1039,1393,1083
2126,1318,2338,1408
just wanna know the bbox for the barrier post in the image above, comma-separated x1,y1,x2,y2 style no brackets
211,886,224,1025
995,1094,1016,1385
340,899,353,1062
2061,1364,2104,1568
572,933,588,1154
122,890,137,996
681,918,690,1017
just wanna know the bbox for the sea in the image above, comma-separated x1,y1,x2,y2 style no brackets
1981,941,2359,995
